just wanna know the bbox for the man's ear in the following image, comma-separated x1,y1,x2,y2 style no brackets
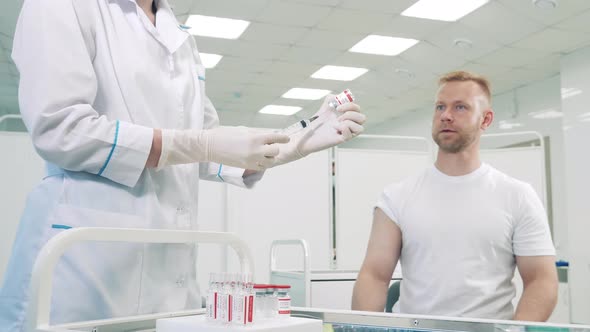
481,109,494,130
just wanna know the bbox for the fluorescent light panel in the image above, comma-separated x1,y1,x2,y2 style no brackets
350,35,419,56
199,53,223,68
528,109,563,119
498,120,523,130
282,88,331,100
185,15,250,39
561,87,582,99
311,65,368,81
401,0,489,22
259,105,302,116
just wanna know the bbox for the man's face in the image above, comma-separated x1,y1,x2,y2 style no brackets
431,81,491,153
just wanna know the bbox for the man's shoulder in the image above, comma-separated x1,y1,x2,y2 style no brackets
485,164,537,195
381,167,431,195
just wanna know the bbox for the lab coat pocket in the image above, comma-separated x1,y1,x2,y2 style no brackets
47,204,146,324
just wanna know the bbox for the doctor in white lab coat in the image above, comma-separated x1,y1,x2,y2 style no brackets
0,0,366,330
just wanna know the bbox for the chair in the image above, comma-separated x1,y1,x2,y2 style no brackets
385,280,401,313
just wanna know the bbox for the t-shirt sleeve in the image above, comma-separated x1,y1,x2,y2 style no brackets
513,183,556,256
375,183,402,226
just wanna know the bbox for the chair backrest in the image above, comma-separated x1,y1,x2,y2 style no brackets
385,280,401,313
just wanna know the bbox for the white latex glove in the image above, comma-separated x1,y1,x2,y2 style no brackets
158,126,290,171
274,96,366,166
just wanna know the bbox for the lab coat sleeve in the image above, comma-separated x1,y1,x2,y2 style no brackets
197,94,264,188
11,0,153,188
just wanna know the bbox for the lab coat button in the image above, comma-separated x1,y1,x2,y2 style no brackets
175,277,186,288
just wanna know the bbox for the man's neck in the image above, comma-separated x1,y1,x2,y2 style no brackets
434,146,482,176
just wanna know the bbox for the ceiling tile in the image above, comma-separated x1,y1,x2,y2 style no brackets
241,23,309,45
498,0,590,26
512,27,590,53
212,56,273,74
398,42,468,75
168,0,193,15
426,22,505,61
390,88,435,114
521,53,561,72
329,52,392,70
278,47,342,65
228,41,291,61
460,1,547,45
375,15,450,41
255,2,333,27
192,37,237,55
461,62,515,81
475,46,555,68
296,29,366,51
207,70,264,86
316,9,392,34
555,9,590,33
490,68,557,96
186,0,268,20
287,0,341,6
339,0,418,14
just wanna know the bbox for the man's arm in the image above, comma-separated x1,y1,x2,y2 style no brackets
513,255,558,321
351,207,402,311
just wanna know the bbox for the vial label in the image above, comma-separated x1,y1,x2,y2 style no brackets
233,295,246,325
278,297,291,315
247,295,254,323
217,293,227,322
206,293,215,319
227,294,233,323
214,292,218,319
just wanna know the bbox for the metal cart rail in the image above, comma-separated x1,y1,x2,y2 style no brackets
27,227,254,332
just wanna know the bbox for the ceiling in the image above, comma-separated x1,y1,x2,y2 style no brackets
1,0,590,131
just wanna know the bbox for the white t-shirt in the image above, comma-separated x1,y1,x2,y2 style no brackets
375,163,555,319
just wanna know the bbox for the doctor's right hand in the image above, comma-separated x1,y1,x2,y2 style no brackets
157,127,290,171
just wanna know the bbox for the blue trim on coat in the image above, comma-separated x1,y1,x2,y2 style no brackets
98,120,120,176
51,224,72,230
216,164,225,182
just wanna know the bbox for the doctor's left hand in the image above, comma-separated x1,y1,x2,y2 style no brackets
273,97,366,166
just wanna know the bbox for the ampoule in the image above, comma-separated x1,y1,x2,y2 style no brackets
328,89,355,109
232,273,248,325
206,272,218,321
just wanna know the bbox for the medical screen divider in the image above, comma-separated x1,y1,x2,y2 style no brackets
334,135,433,271
225,150,333,283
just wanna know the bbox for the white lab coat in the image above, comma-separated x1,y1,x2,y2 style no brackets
0,0,260,330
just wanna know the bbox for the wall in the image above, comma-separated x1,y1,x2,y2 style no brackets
560,44,590,324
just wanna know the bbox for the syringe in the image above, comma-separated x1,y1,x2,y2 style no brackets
280,115,319,136
279,89,355,136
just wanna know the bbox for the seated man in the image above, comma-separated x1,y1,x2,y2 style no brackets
351,71,557,321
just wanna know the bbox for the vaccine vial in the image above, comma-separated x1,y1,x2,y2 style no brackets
232,273,252,325
206,273,219,321
265,285,277,319
276,285,291,318
216,273,233,324
328,89,355,109
253,284,267,323
245,275,255,324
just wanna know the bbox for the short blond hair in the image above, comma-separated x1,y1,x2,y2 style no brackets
438,71,491,102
